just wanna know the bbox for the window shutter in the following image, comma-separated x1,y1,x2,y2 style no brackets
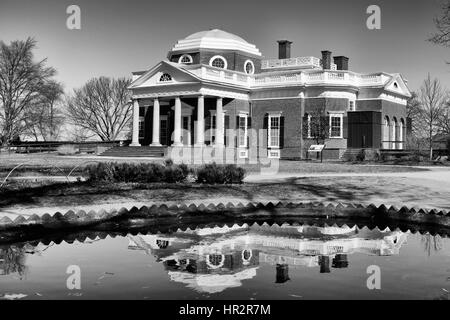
343,116,348,139
263,114,268,147
247,116,252,128
236,116,240,129
280,116,285,149
302,114,309,139
225,115,230,146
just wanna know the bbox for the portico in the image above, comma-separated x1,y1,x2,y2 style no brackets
130,94,228,148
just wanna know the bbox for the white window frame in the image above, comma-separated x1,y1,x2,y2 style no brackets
178,54,193,64
138,116,145,139
244,60,255,75
238,113,248,148
268,113,281,148
209,55,228,70
329,113,343,139
349,100,356,111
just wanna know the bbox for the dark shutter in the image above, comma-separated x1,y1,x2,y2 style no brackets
343,116,348,139
225,115,230,146
236,116,240,129
247,116,252,128
280,116,285,149
263,114,268,148
302,114,309,139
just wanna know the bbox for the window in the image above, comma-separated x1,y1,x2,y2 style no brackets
138,117,144,138
238,114,248,147
159,73,172,82
178,54,193,64
349,100,355,111
209,55,227,69
268,115,281,148
244,60,254,74
329,114,343,138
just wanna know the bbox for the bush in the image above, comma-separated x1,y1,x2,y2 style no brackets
84,162,189,183
57,144,78,155
195,163,246,184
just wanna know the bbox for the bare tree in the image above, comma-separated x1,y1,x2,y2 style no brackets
24,80,64,141
418,74,447,160
429,1,450,49
303,105,330,144
0,38,57,145
66,77,132,141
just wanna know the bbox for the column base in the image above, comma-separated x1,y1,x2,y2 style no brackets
194,143,205,148
130,143,141,147
150,143,162,147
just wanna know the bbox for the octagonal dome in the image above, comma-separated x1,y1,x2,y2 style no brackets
171,29,262,57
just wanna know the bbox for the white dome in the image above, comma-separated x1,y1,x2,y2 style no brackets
171,29,262,57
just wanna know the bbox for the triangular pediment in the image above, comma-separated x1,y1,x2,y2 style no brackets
384,74,411,98
129,61,201,89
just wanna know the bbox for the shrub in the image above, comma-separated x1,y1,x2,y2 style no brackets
57,144,78,155
195,163,246,184
84,162,189,183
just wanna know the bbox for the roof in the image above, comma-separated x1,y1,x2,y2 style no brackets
170,29,262,57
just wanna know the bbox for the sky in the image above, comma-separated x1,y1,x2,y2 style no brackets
1,0,449,93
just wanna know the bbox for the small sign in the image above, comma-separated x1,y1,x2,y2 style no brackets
308,144,325,152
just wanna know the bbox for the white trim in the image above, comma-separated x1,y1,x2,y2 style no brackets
209,55,228,70
178,54,193,64
268,149,280,159
268,114,281,148
244,60,255,75
329,113,343,139
238,114,248,148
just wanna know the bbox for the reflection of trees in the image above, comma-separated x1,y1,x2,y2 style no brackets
0,246,28,277
421,234,443,256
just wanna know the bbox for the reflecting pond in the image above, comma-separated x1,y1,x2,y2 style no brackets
1,222,449,299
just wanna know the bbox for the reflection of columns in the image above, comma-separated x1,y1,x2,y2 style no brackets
195,95,205,146
215,97,224,147
151,98,161,146
130,99,141,146
319,256,330,273
173,97,182,146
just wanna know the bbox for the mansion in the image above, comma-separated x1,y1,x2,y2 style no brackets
127,29,411,160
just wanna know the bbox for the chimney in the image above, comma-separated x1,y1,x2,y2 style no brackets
321,50,332,69
277,40,293,59
333,56,349,70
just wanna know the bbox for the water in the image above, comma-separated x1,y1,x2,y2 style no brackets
1,222,449,300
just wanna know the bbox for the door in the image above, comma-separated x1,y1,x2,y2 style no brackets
160,118,169,146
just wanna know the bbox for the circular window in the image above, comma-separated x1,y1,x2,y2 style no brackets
178,54,193,64
244,60,255,74
209,55,227,69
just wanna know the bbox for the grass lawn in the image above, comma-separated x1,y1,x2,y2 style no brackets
0,152,430,178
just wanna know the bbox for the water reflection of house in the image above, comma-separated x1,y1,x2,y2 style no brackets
128,223,408,293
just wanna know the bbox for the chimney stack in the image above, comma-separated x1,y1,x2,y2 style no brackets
321,50,332,69
333,56,349,70
277,40,293,59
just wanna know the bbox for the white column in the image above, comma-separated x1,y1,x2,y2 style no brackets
215,97,224,147
151,98,161,146
130,99,141,146
195,95,205,146
173,97,182,146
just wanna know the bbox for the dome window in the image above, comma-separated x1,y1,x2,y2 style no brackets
159,73,173,82
244,60,255,74
178,54,193,64
209,55,227,69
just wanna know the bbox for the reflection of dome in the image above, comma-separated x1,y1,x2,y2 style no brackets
168,267,258,294
171,29,262,56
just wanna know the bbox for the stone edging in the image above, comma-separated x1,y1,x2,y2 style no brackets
0,201,449,232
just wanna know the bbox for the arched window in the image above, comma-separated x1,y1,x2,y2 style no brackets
244,60,255,74
159,73,172,82
178,54,193,64
209,55,227,69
